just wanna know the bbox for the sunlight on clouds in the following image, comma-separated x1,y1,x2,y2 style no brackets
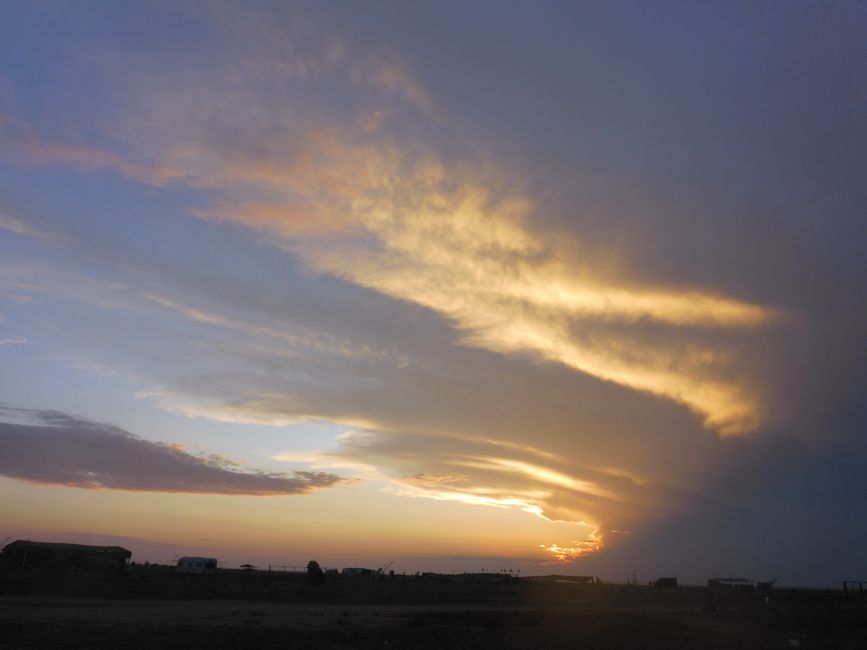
276,438,612,560
447,457,618,501
387,480,549,516
540,533,605,563
343,436,623,548
136,387,302,427
141,114,776,433
0,35,779,433
387,479,607,560
461,314,762,434
141,387,385,432
0,5,793,567
286,153,775,434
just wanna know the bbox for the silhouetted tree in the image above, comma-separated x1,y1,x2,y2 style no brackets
307,560,325,586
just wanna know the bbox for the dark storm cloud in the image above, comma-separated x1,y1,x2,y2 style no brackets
573,436,867,586
0,406,345,495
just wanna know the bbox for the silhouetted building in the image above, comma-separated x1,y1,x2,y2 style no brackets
341,567,376,577
653,577,679,588
1,540,131,571
176,557,218,573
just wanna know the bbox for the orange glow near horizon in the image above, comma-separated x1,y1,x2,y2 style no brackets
0,476,605,570
540,533,605,563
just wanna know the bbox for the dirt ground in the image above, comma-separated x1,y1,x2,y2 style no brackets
2,594,866,649
1,568,866,649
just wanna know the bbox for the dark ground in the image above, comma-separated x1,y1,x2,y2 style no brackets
1,566,865,649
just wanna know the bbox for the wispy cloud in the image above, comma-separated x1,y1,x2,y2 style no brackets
274,427,666,556
0,113,182,186
115,115,775,432
351,51,436,115
3,92,777,433
276,149,776,434
0,211,54,241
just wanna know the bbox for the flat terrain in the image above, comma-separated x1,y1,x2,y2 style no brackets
1,569,865,649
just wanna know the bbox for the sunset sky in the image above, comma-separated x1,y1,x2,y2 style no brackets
1,1,865,586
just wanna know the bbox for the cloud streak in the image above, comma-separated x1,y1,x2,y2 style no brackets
279,151,777,433
1,82,778,433
0,406,346,496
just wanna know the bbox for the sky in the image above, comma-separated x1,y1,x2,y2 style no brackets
0,1,865,586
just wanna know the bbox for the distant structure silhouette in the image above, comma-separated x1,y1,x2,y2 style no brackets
708,577,754,591
652,577,679,588
176,557,218,574
341,567,376,577
843,581,866,598
1,540,131,572
307,560,325,585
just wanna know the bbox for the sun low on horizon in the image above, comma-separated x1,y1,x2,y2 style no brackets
1,1,865,587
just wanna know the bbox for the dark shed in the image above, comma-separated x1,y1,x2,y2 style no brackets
0,540,131,570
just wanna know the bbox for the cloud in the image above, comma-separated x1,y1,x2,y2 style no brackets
6,17,772,435
0,211,54,242
0,112,182,186
0,336,27,345
276,151,778,434
1,1,864,577
274,432,616,562
126,118,777,433
351,51,435,114
326,429,632,513
0,147,772,562
5,83,777,433
0,406,346,495
1,3,780,404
